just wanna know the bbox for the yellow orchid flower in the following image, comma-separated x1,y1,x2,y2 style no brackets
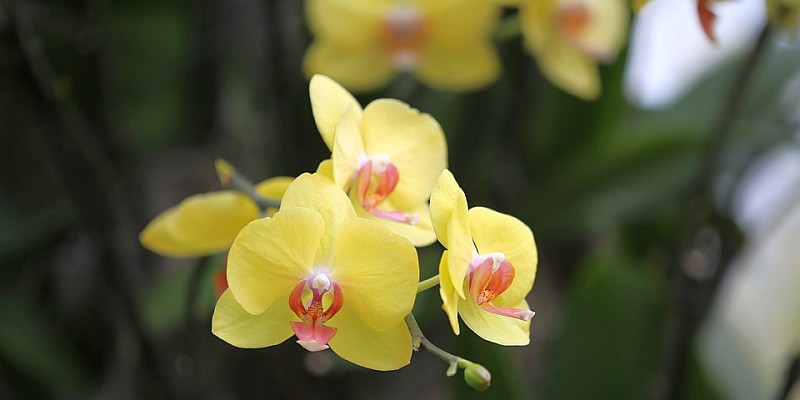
303,0,501,92
212,173,419,371
309,75,447,247
518,0,628,99
430,170,537,346
139,176,293,258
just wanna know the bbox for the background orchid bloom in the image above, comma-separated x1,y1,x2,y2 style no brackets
309,75,447,247
303,0,501,92
139,176,292,257
517,0,628,99
212,173,419,371
430,170,537,346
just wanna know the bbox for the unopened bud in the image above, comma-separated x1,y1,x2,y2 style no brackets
215,159,234,187
464,363,491,391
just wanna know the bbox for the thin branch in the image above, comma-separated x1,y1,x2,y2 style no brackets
215,159,282,210
404,313,491,390
417,275,440,293
778,354,800,400
653,24,772,400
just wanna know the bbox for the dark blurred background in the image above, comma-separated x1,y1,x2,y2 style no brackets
1,0,799,399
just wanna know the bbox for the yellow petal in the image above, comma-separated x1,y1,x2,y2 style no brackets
316,159,334,179
361,99,447,210
422,0,500,46
280,173,356,266
305,0,386,49
429,170,474,298
520,3,601,100
536,40,601,100
139,207,196,257
304,41,395,93
469,207,537,306
309,75,363,151
332,217,419,332
570,0,628,62
328,304,412,371
140,191,259,258
416,41,501,91
438,251,461,335
211,289,295,348
332,105,366,191
227,208,322,315
459,296,531,346
255,176,294,216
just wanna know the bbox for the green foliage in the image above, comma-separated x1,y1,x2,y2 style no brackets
543,254,665,400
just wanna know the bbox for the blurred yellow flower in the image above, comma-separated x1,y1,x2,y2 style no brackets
212,173,419,371
309,75,447,246
139,176,292,258
430,170,537,345
517,0,628,99
304,0,501,92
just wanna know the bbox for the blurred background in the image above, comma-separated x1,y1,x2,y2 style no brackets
1,0,799,399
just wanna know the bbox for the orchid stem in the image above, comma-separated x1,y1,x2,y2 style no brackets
215,159,281,210
404,313,473,375
417,275,440,293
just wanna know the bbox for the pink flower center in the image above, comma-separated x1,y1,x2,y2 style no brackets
380,3,429,70
288,272,343,352
355,156,418,225
468,253,535,321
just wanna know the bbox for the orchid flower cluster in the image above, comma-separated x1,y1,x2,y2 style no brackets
303,0,799,100
140,75,538,390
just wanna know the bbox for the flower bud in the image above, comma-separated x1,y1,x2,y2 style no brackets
464,363,491,391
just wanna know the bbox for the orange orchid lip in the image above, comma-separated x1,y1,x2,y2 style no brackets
355,157,418,225
468,254,535,321
379,3,430,69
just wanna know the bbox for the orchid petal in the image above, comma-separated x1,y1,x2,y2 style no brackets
469,207,537,306
309,74,363,151
280,173,356,266
227,208,321,315
332,217,418,332
328,304,412,371
332,105,367,191
211,289,295,348
140,191,259,258
438,251,461,335
361,99,447,210
459,296,531,346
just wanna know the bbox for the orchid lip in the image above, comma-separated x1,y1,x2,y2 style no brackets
467,252,534,322
289,272,343,351
354,155,419,225
380,3,428,69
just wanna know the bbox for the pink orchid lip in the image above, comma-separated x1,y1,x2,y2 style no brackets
354,157,418,225
468,254,535,321
289,273,343,352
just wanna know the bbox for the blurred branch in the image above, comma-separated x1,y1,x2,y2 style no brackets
778,354,800,400
653,24,772,400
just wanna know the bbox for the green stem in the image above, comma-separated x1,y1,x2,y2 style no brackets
215,159,281,210
417,275,440,293
404,313,470,375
